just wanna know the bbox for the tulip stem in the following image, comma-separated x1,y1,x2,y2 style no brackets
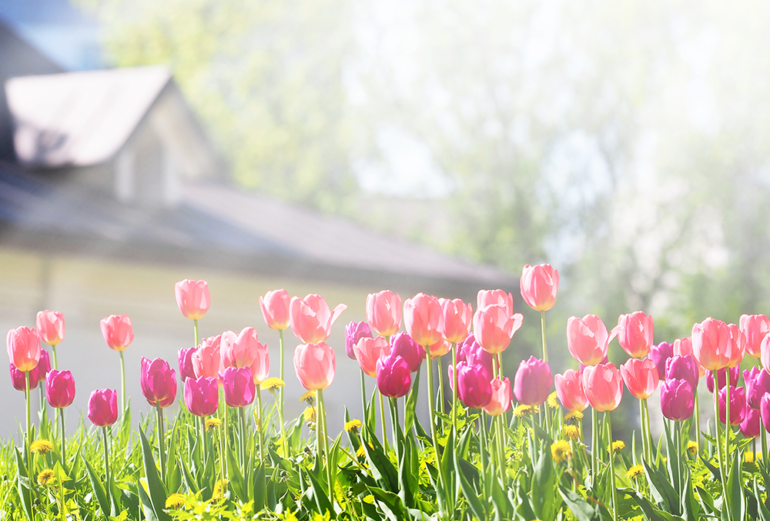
388,397,400,462
451,342,458,435
317,389,333,504
639,399,648,464
102,426,111,513
644,399,653,462
540,310,548,364
761,421,767,467
359,369,367,431
279,330,287,458
60,409,66,467
24,370,33,508
119,351,126,417
591,408,598,489
256,387,266,500
199,417,206,464
193,319,199,347
437,355,445,417
712,370,730,521
52,344,58,370
39,381,46,419
695,390,701,456
379,390,389,453
238,406,246,471
424,350,447,518
156,406,166,483
606,412,618,521
479,414,489,497
495,415,506,483
725,373,732,477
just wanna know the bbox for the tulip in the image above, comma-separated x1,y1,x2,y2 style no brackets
294,342,335,391
692,318,736,371
611,312,654,358
763,335,770,373
457,333,494,376
178,347,198,382
353,336,390,377
520,264,559,312
221,327,264,369
9,362,39,392
175,279,210,321
513,356,552,406
6,326,40,372
36,310,64,370
473,304,523,354
100,315,133,352
674,337,705,378
582,363,623,412
718,386,746,425
438,298,473,343
746,367,770,410
666,355,699,391
35,349,50,385
741,403,761,438
46,370,76,409
390,332,425,373
221,367,256,407
345,321,372,360
429,339,451,359
366,290,402,337
740,314,770,359
184,376,219,417
483,377,512,416
660,379,694,421
376,354,411,398
725,323,745,367
706,366,740,393
620,358,659,400
452,362,493,408
249,345,270,386
140,357,177,408
566,315,609,367
88,389,118,427
649,342,673,382
290,294,346,344
192,335,222,380
260,289,291,331
404,293,443,347
761,394,770,433
477,290,514,316
555,369,589,412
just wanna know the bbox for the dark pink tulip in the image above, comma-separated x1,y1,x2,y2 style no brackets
745,367,770,410
741,402,761,438
294,342,335,391
452,362,493,409
221,367,255,407
483,377,512,416
660,379,694,421
175,279,210,321
35,349,50,385
666,355,699,392
184,376,219,417
6,326,40,372
555,369,589,412
140,357,177,408
290,294,346,344
740,314,770,359
457,333,493,376
513,356,552,406
221,327,265,369
46,370,75,408
649,342,673,382
366,290,402,338
473,304,523,354
762,336,770,374
438,298,473,344
718,385,746,425
390,332,425,373
620,358,659,400
88,389,118,427
260,289,291,331
36,311,65,346
354,336,390,378
611,312,654,359
192,335,222,380
707,367,740,393
566,315,609,367
673,337,705,377
404,293,443,347
761,394,770,433
376,354,411,398
9,362,39,391
345,321,372,360
178,347,198,382
582,363,624,412
100,315,133,352
520,264,559,312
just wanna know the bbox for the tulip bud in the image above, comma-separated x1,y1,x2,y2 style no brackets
376,354,411,398
660,379,694,421
345,321,372,360
178,347,198,382
184,376,219,416
260,289,291,331
88,389,118,427
175,279,210,321
483,377,512,416
513,356,552,406
221,367,256,407
294,342,335,391
36,311,65,346
6,327,40,372
520,264,559,312
582,363,623,412
611,312,654,358
46,370,75,408
100,315,133,352
366,290,402,338
390,332,425,373
140,357,177,408
740,314,770,359
404,293,443,347
290,294,346,344
438,298,473,344
566,315,609,367
718,385,746,425
554,369,589,412
620,358,659,400
665,355,699,392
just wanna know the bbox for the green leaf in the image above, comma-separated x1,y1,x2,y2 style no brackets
681,471,700,521
138,428,170,521
253,463,266,512
455,452,486,521
14,447,32,521
363,425,398,492
726,451,744,521
643,460,678,512
404,365,421,434
532,435,558,521
366,386,378,437
491,474,511,521
398,434,418,508
755,479,770,521
82,451,111,517
225,440,248,501
624,489,685,521
301,465,334,518
559,486,603,521
370,486,412,521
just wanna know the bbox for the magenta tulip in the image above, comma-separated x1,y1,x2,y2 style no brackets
566,315,609,367
555,369,589,412
745,367,770,410
140,357,177,408
649,342,673,382
46,370,75,408
88,389,118,427
761,394,770,433
665,355,699,392
36,311,65,346
260,289,291,331
390,332,425,373
192,335,222,380
6,326,40,372
457,333,493,376
100,315,133,352
741,403,761,438
707,366,740,393
740,314,770,359
221,367,256,407
483,377,513,416
718,385,746,425
620,358,659,400
582,363,624,412
513,356,552,406
184,376,219,416
294,342,335,391
175,279,210,320
660,379,694,421
178,347,198,382
366,290,402,338
404,293,443,347
35,349,50,385
9,362,39,391
520,264,559,312
376,354,411,398
452,362,493,409
345,321,372,360
290,294,346,344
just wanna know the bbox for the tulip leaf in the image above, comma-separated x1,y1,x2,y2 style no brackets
369,486,412,521
559,486,607,521
366,387,378,438
82,451,111,517
643,460,678,512
404,364,421,434
532,434,558,521
398,434,418,508
727,451,744,521
119,406,132,454
166,417,181,493
138,428,170,521
755,479,770,521
253,463,266,513
491,474,511,521
681,471,700,521
178,455,200,496
624,489,685,521
454,448,486,521
14,447,32,521
225,440,248,502
301,465,334,518
363,425,398,492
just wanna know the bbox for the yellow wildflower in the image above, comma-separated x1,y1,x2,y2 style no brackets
687,441,697,455
261,378,285,392
611,440,625,453
345,419,362,432
626,464,644,479
37,469,55,486
165,493,186,509
514,404,539,418
564,425,580,440
31,439,53,455
564,411,584,424
356,445,366,458
551,440,572,464
213,479,228,500
300,391,317,405
304,407,317,423
745,451,755,464
205,418,222,431
547,392,559,409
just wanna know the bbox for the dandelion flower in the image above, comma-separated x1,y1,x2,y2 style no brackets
356,445,366,458
564,425,580,440
213,479,229,500
564,411,584,424
344,419,362,432
626,464,644,479
37,469,55,486
304,407,317,423
31,439,53,455
745,451,755,464
165,493,186,509
611,440,625,453
261,378,285,392
687,441,697,455
514,404,539,418
547,392,559,409
205,418,222,431
300,390,317,405
551,440,572,464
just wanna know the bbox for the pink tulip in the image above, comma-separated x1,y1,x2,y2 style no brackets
36,311,65,346
620,358,659,400
178,347,198,382
761,394,770,433
100,315,133,352
6,327,40,373
192,335,222,380
451,362,493,409
221,327,265,369
404,293,443,347
457,333,493,376
221,367,255,407
438,298,473,343
353,336,390,377
582,363,623,412
260,289,291,331
477,290,514,316
140,357,177,408
46,370,75,408
692,318,737,371
520,264,559,312
513,356,552,406
175,279,210,321
483,377,512,416
376,354,412,398
660,379,694,421
741,402,761,438
718,385,746,425
673,337,705,377
366,290,402,337
555,369,589,412
473,304,523,354
611,312,654,358
249,342,270,385
184,376,219,417
725,323,745,368
390,332,425,373
294,342,335,391
566,315,609,367
9,361,40,391
345,321,372,360
740,314,770,359
34,349,50,384
88,389,118,427
290,294,346,344
429,339,451,359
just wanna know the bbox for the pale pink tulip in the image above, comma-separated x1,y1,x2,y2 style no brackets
611,311,654,358
740,314,770,359
36,311,65,346
353,336,390,377
174,279,210,320
192,335,222,380
260,289,291,331
366,290,402,337
566,315,608,366
290,294,346,344
520,264,559,312
473,304,523,354
100,315,133,352
294,342,335,391
438,298,473,343
477,289,514,316
221,327,263,368
404,293,443,346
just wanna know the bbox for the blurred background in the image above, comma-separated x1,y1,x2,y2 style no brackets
0,0,768,441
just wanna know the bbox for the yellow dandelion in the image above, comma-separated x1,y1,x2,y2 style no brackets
304,407,317,423
564,425,580,440
261,378,285,392
356,445,366,458
564,411,584,424
30,439,53,455
213,479,228,500
165,493,186,509
611,440,625,453
745,451,755,464
551,440,572,464
37,469,55,486
300,390,317,405
547,392,559,409
205,418,222,432
687,441,697,455
514,404,539,418
626,464,644,479
345,419,362,432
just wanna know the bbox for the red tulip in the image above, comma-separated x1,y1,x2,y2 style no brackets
611,312,654,358
582,363,624,412
290,294,346,344
100,315,133,352
36,311,65,346
140,357,177,408
6,327,40,372
740,314,770,359
473,304,523,354
221,327,266,369
438,298,473,344
620,358,659,400
353,336,390,377
192,335,222,380
88,389,118,427
46,370,76,408
555,369,589,412
260,289,291,331
366,290,402,338
404,293,443,346
376,354,412,398
513,356,552,406
692,318,738,371
294,342,335,391
566,315,609,366
520,264,559,312
476,290,514,316
221,367,255,407
175,279,210,320
483,377,512,416
184,376,219,417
